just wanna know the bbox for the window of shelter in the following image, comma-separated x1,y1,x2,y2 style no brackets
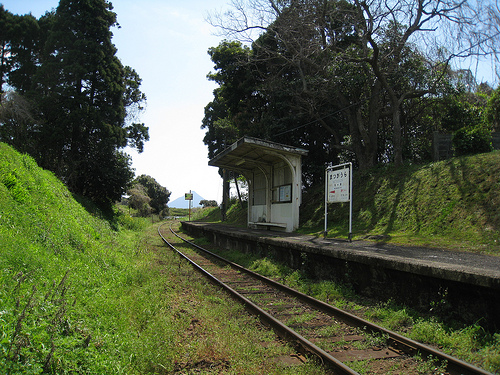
253,172,267,206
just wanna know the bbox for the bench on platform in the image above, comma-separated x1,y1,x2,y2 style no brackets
249,221,287,231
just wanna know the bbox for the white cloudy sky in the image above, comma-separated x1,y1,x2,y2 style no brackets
2,0,233,203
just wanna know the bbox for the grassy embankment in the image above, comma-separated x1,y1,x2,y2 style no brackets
302,151,500,254
0,143,327,374
201,151,500,254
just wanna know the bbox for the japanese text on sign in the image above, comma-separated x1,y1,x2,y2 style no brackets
327,167,350,202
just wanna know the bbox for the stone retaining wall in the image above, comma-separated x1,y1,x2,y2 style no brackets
182,222,500,331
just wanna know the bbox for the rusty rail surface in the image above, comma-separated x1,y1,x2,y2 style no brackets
159,222,492,375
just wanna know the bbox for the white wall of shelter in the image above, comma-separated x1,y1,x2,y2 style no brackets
209,137,308,232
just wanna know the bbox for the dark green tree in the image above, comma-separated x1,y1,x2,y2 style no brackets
203,41,255,159
199,200,218,208
208,0,496,169
0,6,15,97
486,85,500,131
202,38,340,186
1,0,148,209
133,175,171,215
5,12,41,96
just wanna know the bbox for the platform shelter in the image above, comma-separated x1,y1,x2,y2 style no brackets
209,137,308,232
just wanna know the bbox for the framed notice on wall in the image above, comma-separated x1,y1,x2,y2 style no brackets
279,185,291,202
273,184,292,203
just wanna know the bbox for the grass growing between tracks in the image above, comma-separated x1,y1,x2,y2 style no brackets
184,230,500,373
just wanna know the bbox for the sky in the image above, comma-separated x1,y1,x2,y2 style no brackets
1,0,234,204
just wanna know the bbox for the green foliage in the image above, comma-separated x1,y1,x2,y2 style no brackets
364,301,415,330
0,143,145,372
0,1,148,210
197,206,223,222
249,258,284,277
132,175,171,215
115,210,150,231
127,183,152,217
452,125,493,156
408,319,500,372
440,98,484,133
302,152,500,252
0,168,30,203
486,85,500,129
199,199,218,208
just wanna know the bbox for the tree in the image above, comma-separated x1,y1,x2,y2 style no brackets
202,41,250,159
133,175,171,215
207,0,498,168
0,91,36,153
127,183,151,217
0,6,15,98
203,38,340,185
200,200,218,208
1,0,148,209
486,85,500,131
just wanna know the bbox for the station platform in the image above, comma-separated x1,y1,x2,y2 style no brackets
181,221,500,329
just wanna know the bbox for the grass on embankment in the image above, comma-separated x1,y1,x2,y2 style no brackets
0,143,328,374
202,151,500,254
301,151,500,253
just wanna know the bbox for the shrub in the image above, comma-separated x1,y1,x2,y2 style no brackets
452,126,493,156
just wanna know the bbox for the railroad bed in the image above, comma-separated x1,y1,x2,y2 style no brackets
159,222,492,375
181,221,500,332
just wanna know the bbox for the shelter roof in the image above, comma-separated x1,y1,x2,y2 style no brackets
208,137,308,173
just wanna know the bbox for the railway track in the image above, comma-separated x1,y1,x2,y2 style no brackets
158,222,492,375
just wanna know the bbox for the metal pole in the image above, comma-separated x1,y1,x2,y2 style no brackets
324,168,328,238
349,163,353,242
189,190,192,222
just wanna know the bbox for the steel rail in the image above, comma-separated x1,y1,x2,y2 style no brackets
158,222,359,375
170,225,493,375
161,222,493,375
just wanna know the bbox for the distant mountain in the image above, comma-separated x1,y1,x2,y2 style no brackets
168,191,206,208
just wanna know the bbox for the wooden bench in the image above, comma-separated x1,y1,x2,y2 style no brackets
249,222,287,231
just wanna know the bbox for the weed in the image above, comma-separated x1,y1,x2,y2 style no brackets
414,354,448,374
249,257,283,277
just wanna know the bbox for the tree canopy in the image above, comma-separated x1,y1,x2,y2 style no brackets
132,175,171,215
203,0,499,181
0,1,148,210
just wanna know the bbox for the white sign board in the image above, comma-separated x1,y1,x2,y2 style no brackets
325,163,353,241
327,167,350,203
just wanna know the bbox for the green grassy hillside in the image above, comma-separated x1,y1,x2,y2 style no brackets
209,152,500,254
300,152,500,253
0,142,150,373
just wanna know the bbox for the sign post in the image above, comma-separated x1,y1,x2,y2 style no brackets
185,191,193,221
324,163,353,241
